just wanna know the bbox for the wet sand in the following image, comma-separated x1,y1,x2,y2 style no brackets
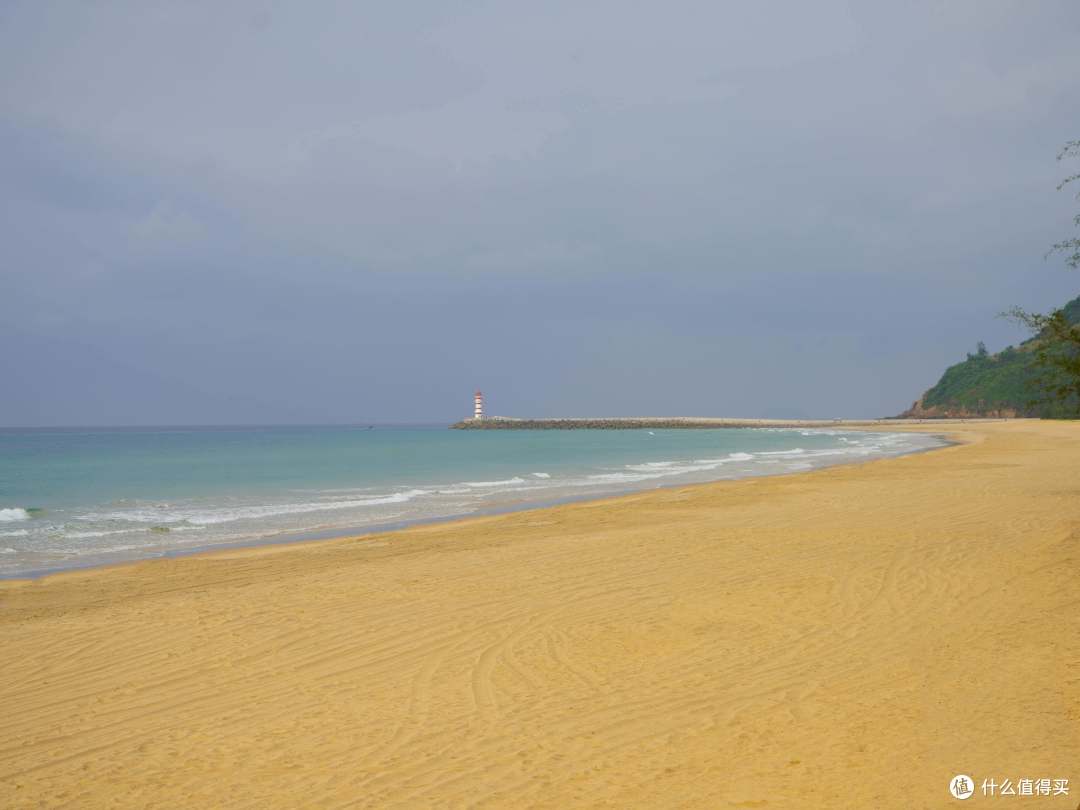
1,419,1077,808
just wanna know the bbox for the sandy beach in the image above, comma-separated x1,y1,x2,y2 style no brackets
1,419,1077,808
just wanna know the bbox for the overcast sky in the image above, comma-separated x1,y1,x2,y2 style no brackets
3,1,1079,425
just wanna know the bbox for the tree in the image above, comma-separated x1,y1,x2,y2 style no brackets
1003,306,1080,414
1048,140,1080,269
1005,139,1080,416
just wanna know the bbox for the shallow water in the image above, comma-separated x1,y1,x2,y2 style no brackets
0,424,944,576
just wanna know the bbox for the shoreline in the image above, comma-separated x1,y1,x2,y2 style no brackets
2,419,1076,808
0,426,955,582
449,416,1014,429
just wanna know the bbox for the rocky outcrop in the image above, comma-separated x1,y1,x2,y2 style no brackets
899,397,1020,420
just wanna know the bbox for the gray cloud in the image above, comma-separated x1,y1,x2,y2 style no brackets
3,1,1079,424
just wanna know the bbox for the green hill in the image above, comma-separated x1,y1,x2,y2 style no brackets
901,294,1080,418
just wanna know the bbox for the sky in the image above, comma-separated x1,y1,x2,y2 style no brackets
2,1,1079,425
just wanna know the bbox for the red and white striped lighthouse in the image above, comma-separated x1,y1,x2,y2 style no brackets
473,390,484,420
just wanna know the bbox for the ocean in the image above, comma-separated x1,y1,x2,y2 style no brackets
0,424,945,577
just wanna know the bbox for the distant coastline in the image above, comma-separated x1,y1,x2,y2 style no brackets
450,416,1013,430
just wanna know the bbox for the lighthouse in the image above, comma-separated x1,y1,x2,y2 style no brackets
473,390,484,420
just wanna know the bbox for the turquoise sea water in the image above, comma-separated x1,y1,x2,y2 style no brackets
0,425,944,576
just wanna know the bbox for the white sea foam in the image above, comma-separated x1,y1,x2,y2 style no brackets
42,542,152,557
96,543,156,554
81,489,433,527
0,529,29,538
626,453,755,475
599,453,766,485
0,508,30,522
625,461,679,471
586,471,670,484
462,477,527,488
64,529,138,540
305,486,377,494
531,472,551,479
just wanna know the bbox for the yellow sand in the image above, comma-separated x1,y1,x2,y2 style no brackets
1,420,1078,808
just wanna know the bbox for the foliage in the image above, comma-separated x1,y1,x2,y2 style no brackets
1048,140,1080,269
914,295,1080,418
920,341,1051,416
906,141,1080,418
993,139,1080,416
1004,305,1080,415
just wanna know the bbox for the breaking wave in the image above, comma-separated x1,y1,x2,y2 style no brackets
82,489,433,527
462,477,527,488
